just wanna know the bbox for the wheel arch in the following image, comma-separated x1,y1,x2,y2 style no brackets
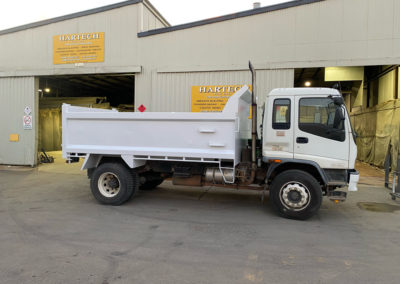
82,154,146,171
266,160,328,186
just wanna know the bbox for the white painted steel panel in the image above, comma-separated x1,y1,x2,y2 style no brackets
0,77,38,165
62,87,251,167
293,92,349,169
262,96,295,160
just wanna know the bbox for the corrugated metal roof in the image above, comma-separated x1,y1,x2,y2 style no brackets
0,0,170,36
138,0,326,37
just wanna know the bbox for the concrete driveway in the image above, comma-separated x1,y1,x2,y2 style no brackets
0,156,399,283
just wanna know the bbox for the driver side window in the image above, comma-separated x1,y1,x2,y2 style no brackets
299,98,345,142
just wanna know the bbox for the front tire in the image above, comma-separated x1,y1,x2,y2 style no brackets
269,170,322,220
90,163,138,205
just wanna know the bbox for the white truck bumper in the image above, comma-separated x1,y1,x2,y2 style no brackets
348,170,359,192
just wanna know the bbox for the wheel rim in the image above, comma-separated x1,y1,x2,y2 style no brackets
279,181,311,211
98,172,121,198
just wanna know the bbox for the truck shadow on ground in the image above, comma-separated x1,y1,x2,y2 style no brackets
123,183,321,222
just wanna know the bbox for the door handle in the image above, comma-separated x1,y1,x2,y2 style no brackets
296,137,309,144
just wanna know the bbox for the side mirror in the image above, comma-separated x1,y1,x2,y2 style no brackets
340,107,346,120
333,97,344,106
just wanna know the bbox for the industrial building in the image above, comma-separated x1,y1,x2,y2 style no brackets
0,0,399,168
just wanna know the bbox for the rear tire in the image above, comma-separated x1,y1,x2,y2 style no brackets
90,163,138,205
269,170,322,220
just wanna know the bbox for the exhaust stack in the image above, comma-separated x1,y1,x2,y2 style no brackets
248,61,258,183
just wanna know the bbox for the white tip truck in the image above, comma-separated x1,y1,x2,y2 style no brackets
62,63,359,219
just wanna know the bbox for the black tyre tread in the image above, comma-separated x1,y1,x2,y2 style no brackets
128,171,140,198
140,178,164,191
90,163,138,205
269,169,322,220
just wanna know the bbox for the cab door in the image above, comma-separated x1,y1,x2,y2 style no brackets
262,97,294,159
293,95,349,169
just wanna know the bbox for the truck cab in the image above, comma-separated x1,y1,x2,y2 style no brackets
261,88,359,219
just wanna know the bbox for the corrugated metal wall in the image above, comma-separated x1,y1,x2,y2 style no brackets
0,5,143,77
135,69,294,111
136,0,400,75
0,77,38,166
135,68,293,132
141,4,167,31
144,69,294,112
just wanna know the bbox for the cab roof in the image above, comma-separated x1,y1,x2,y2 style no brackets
268,88,341,97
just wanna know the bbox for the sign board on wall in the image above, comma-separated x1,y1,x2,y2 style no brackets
23,115,32,130
191,85,252,112
53,32,105,64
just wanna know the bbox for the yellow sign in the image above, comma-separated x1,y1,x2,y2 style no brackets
53,32,105,64
9,134,19,142
191,85,251,112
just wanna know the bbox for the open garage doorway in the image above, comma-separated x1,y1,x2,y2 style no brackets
38,73,135,158
295,65,400,171
294,67,364,112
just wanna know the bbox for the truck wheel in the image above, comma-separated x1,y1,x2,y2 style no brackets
140,178,164,191
90,163,138,205
269,170,322,220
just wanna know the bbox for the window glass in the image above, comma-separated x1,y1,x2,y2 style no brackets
299,98,345,142
272,99,290,130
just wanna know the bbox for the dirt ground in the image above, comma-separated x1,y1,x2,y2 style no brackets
356,161,389,187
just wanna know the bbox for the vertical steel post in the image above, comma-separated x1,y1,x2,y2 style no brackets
384,147,391,188
397,155,400,193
